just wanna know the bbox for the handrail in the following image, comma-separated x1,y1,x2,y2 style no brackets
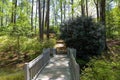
67,48,80,80
24,48,53,80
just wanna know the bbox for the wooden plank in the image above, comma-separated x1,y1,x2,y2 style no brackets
68,48,80,80
24,63,30,80
24,48,55,80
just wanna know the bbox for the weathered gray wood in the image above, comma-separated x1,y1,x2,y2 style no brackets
24,63,30,80
68,48,80,80
36,55,71,80
24,48,57,80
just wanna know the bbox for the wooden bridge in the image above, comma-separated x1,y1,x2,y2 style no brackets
24,48,80,80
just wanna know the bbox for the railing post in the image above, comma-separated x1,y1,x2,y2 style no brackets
76,64,80,80
53,48,57,56
73,49,76,58
24,63,30,80
67,48,71,57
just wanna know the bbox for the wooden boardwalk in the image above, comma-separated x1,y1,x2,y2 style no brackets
36,55,71,80
24,48,79,80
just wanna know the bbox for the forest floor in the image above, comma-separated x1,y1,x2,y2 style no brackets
107,39,120,54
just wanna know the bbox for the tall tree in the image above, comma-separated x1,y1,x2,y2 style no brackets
38,0,43,40
31,0,34,31
100,0,106,25
100,0,108,51
35,0,38,34
0,0,4,27
86,0,88,17
41,0,45,39
11,0,17,24
64,0,66,20
46,0,50,39
81,0,85,16
14,0,17,24
60,0,63,23
71,0,74,19
94,0,100,21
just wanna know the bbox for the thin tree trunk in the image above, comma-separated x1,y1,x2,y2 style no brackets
11,0,14,23
14,0,17,24
38,0,43,40
31,0,34,31
11,0,17,24
60,0,63,23
94,0,100,21
71,0,74,19
0,2,3,27
81,0,85,16
100,0,107,51
46,0,50,39
64,1,66,20
55,0,57,25
35,0,37,34
96,3,100,21
52,0,55,26
100,0,106,25
41,0,45,39
86,0,88,17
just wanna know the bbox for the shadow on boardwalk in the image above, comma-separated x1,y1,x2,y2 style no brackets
36,55,71,80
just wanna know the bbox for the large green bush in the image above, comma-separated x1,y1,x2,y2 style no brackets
60,16,105,59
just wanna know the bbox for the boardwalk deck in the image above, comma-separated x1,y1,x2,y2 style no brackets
36,55,71,80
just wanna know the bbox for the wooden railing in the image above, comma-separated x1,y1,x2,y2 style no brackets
24,48,56,80
67,48,80,80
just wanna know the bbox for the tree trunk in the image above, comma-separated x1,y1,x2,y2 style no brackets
64,1,66,20
35,0,38,35
38,0,43,40
96,3,100,21
94,0,100,21
14,0,17,24
41,0,45,39
81,0,85,16
0,0,3,27
31,0,34,31
86,0,88,17
100,0,106,25
100,0,108,51
11,0,17,24
71,0,74,19
60,0,63,23
46,0,50,39
11,0,14,23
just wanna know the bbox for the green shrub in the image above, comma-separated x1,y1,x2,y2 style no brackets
60,16,105,59
80,54,120,80
0,35,56,61
21,38,55,54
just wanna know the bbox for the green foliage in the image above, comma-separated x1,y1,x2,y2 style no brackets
0,35,56,60
60,16,105,58
80,54,120,80
106,7,120,39
0,68,24,80
21,37,55,54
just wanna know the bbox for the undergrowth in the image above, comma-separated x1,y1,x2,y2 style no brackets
0,68,24,80
80,45,120,80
